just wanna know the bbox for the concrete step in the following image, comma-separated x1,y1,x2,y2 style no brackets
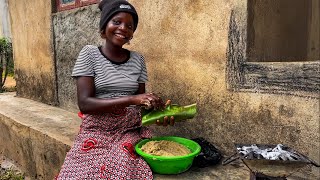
0,92,80,179
1,92,318,180
0,92,251,180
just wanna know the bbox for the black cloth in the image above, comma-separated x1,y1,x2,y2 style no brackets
192,137,223,168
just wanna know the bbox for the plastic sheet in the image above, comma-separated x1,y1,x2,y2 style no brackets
191,137,223,168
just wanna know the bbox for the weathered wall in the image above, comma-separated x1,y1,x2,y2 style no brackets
308,0,320,60
53,5,102,112
0,115,71,179
53,0,319,169
8,0,57,105
134,0,319,161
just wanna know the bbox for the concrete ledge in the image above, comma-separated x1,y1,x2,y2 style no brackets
0,92,251,179
1,92,319,180
0,92,80,179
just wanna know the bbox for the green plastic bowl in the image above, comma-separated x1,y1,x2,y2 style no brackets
135,136,201,174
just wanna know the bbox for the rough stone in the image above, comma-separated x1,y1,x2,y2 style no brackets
0,92,79,179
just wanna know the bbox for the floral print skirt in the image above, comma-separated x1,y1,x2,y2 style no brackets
56,106,153,180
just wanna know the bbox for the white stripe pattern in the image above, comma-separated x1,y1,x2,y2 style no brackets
72,45,148,98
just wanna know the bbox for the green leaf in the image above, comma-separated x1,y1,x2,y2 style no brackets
142,103,197,126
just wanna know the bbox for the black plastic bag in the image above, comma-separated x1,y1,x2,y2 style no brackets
191,137,223,168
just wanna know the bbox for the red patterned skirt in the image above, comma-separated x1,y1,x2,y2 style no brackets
56,106,153,179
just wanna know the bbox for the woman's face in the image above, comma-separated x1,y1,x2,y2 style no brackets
101,12,135,47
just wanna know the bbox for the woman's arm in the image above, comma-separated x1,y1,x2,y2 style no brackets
76,76,163,114
136,83,146,94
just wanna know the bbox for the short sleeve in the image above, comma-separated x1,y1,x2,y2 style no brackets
138,55,148,83
71,45,95,77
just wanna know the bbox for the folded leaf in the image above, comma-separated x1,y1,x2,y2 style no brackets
141,103,197,126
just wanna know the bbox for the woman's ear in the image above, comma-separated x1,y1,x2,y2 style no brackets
100,30,106,39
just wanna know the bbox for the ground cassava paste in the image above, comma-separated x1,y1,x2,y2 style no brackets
140,140,191,156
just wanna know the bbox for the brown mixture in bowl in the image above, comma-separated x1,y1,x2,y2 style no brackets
140,140,191,156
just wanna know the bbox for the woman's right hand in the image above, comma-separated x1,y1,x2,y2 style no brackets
134,93,165,110
156,100,175,126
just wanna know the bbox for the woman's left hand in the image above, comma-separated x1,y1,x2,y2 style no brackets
156,100,175,126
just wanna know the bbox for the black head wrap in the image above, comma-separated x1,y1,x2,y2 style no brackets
99,0,139,32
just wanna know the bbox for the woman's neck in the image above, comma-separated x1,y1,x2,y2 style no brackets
101,43,128,62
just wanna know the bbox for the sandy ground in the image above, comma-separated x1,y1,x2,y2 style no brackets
3,76,16,88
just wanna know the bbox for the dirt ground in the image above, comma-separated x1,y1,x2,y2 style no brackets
4,76,16,88
2,76,16,92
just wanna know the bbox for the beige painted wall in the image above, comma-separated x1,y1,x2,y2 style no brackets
129,0,319,168
8,0,57,104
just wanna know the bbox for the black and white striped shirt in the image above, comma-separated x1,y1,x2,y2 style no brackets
72,45,148,98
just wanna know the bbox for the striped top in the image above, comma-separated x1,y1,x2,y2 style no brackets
72,45,148,98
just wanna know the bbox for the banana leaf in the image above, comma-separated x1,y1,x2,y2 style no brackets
141,103,197,126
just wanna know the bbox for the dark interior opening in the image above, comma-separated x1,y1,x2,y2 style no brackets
247,0,319,62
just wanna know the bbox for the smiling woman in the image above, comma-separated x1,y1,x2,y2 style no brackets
100,12,135,56
55,0,174,179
